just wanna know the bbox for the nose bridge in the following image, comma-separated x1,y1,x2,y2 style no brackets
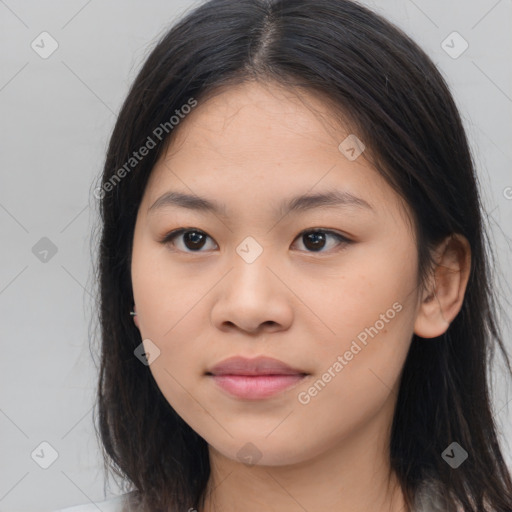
235,234,267,266
230,234,275,293
218,231,290,315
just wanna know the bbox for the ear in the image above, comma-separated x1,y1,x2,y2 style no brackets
414,234,471,339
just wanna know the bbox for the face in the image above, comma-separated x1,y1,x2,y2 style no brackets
131,80,423,467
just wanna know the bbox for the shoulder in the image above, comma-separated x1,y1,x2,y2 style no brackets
52,492,136,512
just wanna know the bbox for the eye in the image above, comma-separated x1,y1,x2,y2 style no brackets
160,228,351,254
160,228,217,252
292,229,351,253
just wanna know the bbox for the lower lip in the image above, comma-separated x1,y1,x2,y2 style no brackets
209,374,307,400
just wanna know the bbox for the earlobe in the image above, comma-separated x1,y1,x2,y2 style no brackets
131,305,139,328
413,234,471,339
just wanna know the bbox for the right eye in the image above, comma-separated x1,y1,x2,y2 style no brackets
160,228,218,252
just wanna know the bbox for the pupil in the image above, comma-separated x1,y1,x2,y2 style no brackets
185,231,205,249
305,232,325,251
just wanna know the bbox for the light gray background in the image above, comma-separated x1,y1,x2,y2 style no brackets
1,1,511,510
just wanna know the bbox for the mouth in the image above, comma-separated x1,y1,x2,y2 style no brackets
205,355,310,400
206,374,309,400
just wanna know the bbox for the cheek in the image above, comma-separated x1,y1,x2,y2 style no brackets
131,235,209,391
306,244,417,350
291,279,416,446
295,238,418,405
131,232,194,338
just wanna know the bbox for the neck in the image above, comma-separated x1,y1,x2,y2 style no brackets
199,407,407,512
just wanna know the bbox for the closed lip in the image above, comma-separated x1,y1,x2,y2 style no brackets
206,356,308,376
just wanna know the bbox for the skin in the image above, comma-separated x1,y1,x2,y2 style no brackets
130,80,471,512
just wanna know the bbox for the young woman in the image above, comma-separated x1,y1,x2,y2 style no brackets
57,0,512,510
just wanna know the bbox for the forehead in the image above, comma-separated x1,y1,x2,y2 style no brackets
142,81,410,226
167,80,346,156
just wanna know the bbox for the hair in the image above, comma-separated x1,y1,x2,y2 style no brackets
91,0,512,511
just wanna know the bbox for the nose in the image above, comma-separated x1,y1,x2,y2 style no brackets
210,255,294,335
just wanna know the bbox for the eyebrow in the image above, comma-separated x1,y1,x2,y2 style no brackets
147,189,374,218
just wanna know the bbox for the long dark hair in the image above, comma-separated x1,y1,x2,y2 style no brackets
91,0,512,510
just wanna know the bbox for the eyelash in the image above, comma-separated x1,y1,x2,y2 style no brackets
159,227,352,255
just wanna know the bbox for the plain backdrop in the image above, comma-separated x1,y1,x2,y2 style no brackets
1,1,511,510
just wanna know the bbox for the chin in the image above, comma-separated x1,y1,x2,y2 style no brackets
207,434,315,467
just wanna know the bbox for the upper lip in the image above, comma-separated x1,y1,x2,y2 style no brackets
207,356,308,376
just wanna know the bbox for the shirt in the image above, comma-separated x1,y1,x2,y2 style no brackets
53,480,457,512
52,493,133,512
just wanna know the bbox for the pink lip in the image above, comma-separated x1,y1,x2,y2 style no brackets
206,356,308,400
210,374,306,400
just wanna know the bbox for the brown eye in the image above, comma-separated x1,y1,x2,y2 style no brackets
303,231,327,251
160,228,351,254
182,230,207,250
293,229,350,253
161,229,217,252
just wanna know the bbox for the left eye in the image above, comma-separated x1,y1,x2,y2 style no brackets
160,228,351,254
293,229,351,253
